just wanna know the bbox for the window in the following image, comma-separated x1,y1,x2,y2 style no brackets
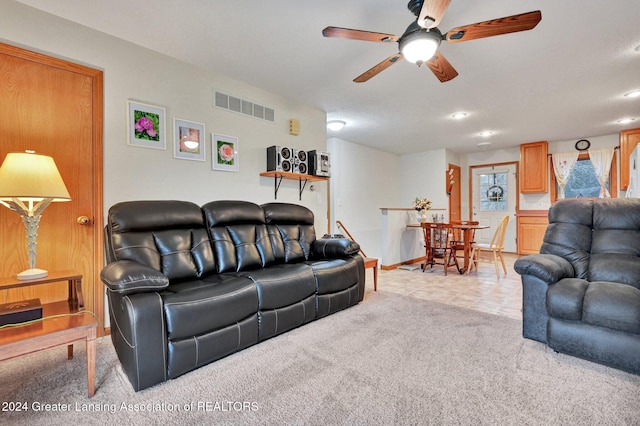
479,172,508,211
551,152,617,202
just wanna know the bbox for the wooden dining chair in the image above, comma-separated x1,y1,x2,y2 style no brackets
449,220,479,270
422,222,459,275
467,215,510,278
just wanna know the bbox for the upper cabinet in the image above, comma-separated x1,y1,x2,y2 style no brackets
520,141,548,193
620,128,640,191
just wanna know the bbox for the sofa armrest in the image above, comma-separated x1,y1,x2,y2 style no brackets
514,254,575,284
311,238,360,259
100,260,169,295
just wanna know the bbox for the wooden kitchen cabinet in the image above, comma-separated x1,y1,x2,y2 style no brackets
520,141,548,193
516,211,549,255
620,128,640,191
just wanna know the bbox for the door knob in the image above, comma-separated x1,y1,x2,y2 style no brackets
76,216,91,225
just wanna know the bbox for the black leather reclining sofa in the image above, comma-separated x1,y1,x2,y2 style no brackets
514,198,640,375
101,200,365,391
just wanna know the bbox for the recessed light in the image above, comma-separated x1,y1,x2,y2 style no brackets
327,120,346,131
479,131,494,137
477,141,492,149
624,90,640,98
617,118,636,124
451,112,467,119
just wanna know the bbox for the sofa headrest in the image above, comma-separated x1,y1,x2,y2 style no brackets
548,199,594,227
108,200,204,233
202,200,265,226
262,202,314,225
593,198,640,230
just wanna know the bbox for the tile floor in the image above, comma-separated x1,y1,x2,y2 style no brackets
364,252,523,320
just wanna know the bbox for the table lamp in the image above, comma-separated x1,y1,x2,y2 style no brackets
0,151,71,280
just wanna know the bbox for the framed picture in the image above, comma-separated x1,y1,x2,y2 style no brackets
127,100,166,149
212,133,239,172
173,118,205,161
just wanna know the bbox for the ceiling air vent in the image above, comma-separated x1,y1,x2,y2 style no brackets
213,90,275,123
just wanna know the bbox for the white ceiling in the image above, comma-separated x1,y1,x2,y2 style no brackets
16,0,640,154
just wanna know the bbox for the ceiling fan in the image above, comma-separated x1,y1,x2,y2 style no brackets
322,0,541,83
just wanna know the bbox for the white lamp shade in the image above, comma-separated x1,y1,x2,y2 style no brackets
401,37,439,64
0,152,71,202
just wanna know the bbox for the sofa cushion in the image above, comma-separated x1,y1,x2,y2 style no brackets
203,201,275,273
240,264,316,310
106,201,215,282
583,281,640,335
307,258,361,294
161,275,258,341
263,203,316,263
546,278,589,321
589,253,640,289
209,225,274,272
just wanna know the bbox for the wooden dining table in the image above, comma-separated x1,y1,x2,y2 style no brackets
408,222,489,273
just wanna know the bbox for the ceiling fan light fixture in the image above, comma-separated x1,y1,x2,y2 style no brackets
399,30,440,64
327,120,346,131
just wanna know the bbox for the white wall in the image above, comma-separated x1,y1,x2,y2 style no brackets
328,137,398,260
0,0,329,231
399,149,449,215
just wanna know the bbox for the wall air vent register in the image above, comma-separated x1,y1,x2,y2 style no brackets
214,90,275,123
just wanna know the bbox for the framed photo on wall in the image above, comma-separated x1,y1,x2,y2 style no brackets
173,118,205,161
212,133,239,172
127,100,166,149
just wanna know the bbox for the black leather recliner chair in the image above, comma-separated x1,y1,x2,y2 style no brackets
514,198,640,375
101,200,365,391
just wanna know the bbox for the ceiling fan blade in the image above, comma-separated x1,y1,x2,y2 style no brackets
354,53,403,83
426,51,458,82
322,26,398,43
417,0,452,29
445,10,542,43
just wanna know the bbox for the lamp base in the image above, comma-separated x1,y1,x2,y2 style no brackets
17,268,48,281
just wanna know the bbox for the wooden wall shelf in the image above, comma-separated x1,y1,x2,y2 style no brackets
260,171,329,200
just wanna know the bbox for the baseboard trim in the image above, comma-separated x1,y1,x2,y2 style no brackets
381,257,425,270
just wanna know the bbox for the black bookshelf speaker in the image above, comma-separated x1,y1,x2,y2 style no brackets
309,150,331,177
266,146,293,172
293,149,308,174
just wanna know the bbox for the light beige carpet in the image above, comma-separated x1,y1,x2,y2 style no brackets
1,290,639,425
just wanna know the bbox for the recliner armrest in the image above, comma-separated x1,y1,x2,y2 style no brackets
514,254,575,284
100,260,169,295
311,238,360,259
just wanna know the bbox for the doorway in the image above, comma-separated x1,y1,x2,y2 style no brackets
470,162,518,253
0,43,104,329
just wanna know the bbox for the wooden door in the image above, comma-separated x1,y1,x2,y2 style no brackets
471,164,518,253
0,43,103,330
620,128,640,191
447,164,461,222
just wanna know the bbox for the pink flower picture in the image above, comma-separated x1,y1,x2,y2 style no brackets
217,141,235,165
212,134,239,172
128,100,166,149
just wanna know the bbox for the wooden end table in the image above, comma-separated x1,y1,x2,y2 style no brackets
0,271,98,397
